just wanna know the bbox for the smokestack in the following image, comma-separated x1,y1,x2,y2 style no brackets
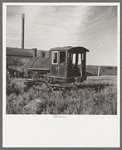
21,14,25,49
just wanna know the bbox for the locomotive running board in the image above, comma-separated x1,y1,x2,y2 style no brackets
24,79,72,88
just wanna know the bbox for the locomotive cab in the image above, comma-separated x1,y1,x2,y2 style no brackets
50,46,89,83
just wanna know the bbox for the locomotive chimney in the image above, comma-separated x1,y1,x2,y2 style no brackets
32,48,37,58
21,13,25,49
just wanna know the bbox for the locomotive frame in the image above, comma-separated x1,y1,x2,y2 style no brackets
26,46,89,84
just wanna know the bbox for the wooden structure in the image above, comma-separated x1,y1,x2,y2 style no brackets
6,47,44,75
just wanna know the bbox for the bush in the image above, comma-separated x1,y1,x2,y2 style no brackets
6,76,117,115
6,77,26,95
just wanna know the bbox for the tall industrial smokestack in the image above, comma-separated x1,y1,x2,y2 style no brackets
21,14,25,49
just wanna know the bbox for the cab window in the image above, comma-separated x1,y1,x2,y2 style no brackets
52,51,58,64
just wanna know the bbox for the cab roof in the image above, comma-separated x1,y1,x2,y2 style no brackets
50,46,89,53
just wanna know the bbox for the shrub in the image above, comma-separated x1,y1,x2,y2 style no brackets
6,77,26,95
6,76,117,115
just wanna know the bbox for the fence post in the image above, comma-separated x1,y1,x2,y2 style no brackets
98,67,100,79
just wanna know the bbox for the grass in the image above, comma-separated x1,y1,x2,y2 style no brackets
6,75,117,115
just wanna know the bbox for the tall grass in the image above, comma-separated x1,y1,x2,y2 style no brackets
6,76,117,115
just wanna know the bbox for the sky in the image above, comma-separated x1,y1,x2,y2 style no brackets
6,4,118,66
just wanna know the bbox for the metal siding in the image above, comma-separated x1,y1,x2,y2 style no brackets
50,51,66,77
58,51,67,77
51,65,58,76
59,65,66,77
50,51,59,76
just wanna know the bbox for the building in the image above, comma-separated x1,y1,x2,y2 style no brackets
6,47,44,73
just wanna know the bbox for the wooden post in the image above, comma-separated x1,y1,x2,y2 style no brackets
98,67,100,78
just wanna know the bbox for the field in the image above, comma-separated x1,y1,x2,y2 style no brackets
86,65,117,76
6,75,117,115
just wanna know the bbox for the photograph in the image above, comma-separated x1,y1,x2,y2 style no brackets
3,2,120,148
5,3,119,115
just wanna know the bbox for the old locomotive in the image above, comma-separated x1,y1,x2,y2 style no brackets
25,46,89,85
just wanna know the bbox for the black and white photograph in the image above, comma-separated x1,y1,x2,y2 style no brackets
3,2,120,147
5,3,119,115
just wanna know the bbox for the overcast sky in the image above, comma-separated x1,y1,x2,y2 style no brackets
6,4,118,66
